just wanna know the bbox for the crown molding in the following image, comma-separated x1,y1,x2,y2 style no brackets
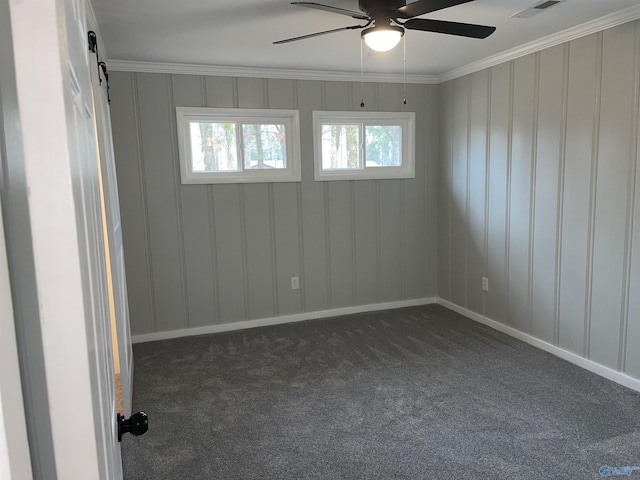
438,4,640,83
107,60,439,84
108,5,640,86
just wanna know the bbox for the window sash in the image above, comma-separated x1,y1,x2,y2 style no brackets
313,111,415,181
176,107,301,184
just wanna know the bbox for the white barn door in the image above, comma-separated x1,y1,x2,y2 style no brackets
88,11,134,418
8,0,123,477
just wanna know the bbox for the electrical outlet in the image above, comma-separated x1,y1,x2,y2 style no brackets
291,276,299,290
482,277,489,292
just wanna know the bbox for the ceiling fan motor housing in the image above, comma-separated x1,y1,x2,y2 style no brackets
359,0,406,23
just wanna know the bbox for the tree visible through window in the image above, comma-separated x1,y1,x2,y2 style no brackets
191,122,238,172
321,124,360,170
365,125,401,167
242,124,286,169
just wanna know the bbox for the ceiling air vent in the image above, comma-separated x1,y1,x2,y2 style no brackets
536,1,561,9
512,0,565,19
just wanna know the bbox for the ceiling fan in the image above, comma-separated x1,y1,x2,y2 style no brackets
274,0,496,52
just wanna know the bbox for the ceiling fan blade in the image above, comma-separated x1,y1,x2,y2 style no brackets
291,2,369,20
396,0,473,19
403,18,495,38
273,24,367,44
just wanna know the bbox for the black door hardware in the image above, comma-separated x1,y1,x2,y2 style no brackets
117,412,148,442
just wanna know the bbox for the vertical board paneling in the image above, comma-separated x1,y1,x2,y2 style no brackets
405,84,429,298
628,174,640,376
237,77,266,108
267,78,295,109
135,73,186,332
467,70,489,313
438,82,453,300
508,56,536,333
422,85,442,298
297,80,329,312
558,34,599,356
172,74,216,328
327,182,355,308
438,21,640,380
325,81,350,110
205,77,235,108
236,78,275,319
486,63,511,323
377,83,402,112
531,45,564,343
325,82,355,308
110,72,154,335
205,76,236,323
589,24,635,368
430,21,640,377
450,77,469,307
110,71,433,336
379,181,403,301
212,185,246,322
267,79,302,315
207,76,246,323
297,81,329,311
625,21,640,378
378,83,404,300
273,183,302,315
243,184,276,319
354,180,378,304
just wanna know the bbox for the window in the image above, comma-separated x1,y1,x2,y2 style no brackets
313,110,415,181
176,107,301,184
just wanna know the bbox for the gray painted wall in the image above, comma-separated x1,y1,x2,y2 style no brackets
438,20,640,379
109,73,439,336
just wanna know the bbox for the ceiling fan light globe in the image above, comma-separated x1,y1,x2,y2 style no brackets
362,26,403,52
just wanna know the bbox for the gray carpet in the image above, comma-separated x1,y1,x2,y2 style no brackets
121,305,640,479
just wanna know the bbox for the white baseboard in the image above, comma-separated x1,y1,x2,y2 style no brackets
132,297,438,344
437,298,640,393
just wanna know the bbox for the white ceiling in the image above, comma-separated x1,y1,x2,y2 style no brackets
92,0,640,77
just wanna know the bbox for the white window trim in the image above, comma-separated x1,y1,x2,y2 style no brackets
312,110,415,181
176,107,301,184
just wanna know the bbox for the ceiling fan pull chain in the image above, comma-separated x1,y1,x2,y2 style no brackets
360,39,365,108
403,34,407,107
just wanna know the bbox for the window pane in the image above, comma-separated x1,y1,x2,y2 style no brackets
242,124,287,170
365,125,402,167
320,124,360,170
190,122,238,172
